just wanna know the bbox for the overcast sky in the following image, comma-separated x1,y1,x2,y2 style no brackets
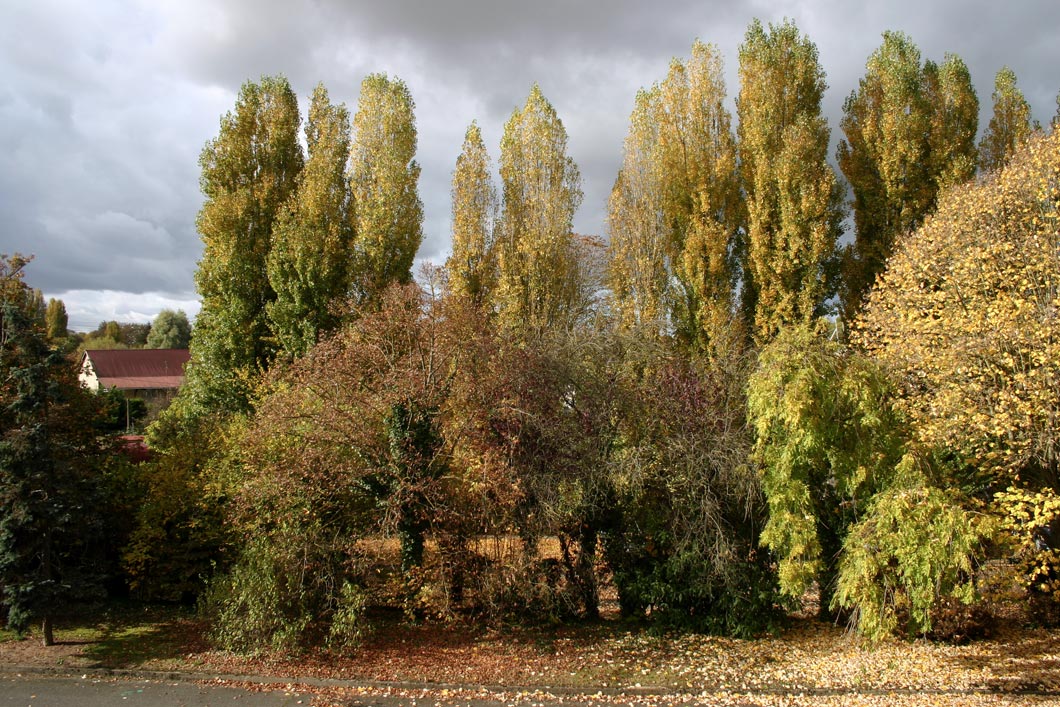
2,0,1057,331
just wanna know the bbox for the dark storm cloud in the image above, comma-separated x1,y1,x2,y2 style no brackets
0,0,1057,328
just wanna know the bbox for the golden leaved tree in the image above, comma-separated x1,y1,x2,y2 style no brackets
446,121,498,306
978,66,1038,174
838,33,978,321
607,40,742,353
857,130,1060,607
496,85,586,334
349,73,423,305
737,19,844,346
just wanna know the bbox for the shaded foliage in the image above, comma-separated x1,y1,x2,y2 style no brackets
605,346,780,635
0,256,109,643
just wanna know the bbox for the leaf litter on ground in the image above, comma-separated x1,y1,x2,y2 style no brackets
2,606,1059,707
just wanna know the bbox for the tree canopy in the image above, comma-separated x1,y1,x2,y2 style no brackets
267,83,355,357
146,309,192,349
349,73,423,305
496,85,585,334
0,256,108,645
183,75,303,419
737,19,843,345
837,33,978,321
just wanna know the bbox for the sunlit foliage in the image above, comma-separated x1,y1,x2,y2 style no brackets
737,19,844,345
496,85,586,334
979,66,1037,174
349,74,423,305
267,83,355,357
446,121,498,306
607,41,742,353
838,33,978,320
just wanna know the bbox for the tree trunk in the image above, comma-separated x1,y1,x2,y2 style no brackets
42,527,55,646
817,520,843,622
577,524,600,620
42,616,54,647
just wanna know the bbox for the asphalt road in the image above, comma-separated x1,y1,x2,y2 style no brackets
0,674,312,706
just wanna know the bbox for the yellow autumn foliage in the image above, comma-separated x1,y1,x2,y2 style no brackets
857,129,1060,485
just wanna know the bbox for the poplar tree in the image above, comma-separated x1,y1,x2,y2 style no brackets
838,33,978,321
446,121,498,306
44,298,67,341
496,84,584,333
737,19,843,346
349,74,423,305
926,55,979,190
267,83,355,358
607,88,668,332
979,67,1037,174
183,75,303,417
660,42,742,351
607,41,741,352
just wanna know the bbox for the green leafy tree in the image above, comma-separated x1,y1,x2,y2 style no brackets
267,83,356,357
179,75,303,420
978,67,1037,174
747,322,905,619
838,33,978,320
446,121,498,306
349,74,422,305
94,387,148,433
737,19,844,345
122,323,152,347
44,298,67,341
146,309,192,349
79,335,128,351
496,84,585,334
24,289,45,327
833,453,989,640
123,419,232,602
103,321,122,344
0,255,107,645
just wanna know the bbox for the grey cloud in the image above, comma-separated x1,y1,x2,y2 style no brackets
2,0,1058,329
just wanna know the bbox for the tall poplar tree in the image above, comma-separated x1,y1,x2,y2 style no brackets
44,298,67,341
737,19,843,346
446,121,498,306
926,55,979,190
979,67,1037,174
182,75,303,418
349,73,423,305
607,88,668,333
607,41,741,352
660,41,743,351
838,33,978,321
496,84,584,333
267,83,355,358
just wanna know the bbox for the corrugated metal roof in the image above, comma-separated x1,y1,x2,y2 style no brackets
82,349,190,390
